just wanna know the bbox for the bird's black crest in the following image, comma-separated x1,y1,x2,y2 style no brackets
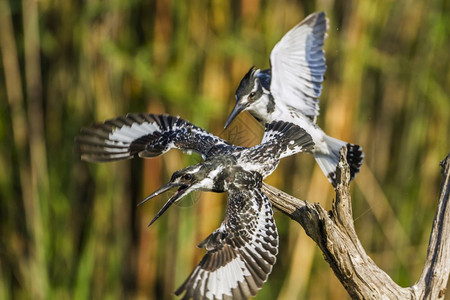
235,66,259,99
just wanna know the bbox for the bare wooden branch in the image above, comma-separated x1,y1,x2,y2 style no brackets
263,149,450,299
413,154,450,299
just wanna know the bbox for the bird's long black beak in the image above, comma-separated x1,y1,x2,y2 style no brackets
224,101,247,129
138,182,191,227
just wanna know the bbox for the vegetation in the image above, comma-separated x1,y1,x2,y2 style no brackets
1,0,449,299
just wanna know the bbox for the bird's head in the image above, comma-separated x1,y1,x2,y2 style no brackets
225,67,272,128
139,161,226,226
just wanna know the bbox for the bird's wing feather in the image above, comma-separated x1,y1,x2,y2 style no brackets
76,113,232,162
175,187,278,300
244,121,315,165
269,11,328,121
260,121,315,158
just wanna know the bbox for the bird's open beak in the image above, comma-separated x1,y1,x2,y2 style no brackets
138,181,191,227
224,101,247,129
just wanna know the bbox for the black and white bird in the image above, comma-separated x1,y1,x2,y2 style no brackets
224,12,364,186
76,113,314,300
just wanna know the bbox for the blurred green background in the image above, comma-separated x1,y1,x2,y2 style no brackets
1,0,449,299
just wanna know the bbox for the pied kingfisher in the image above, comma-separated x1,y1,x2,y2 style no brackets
77,113,314,299
224,12,364,187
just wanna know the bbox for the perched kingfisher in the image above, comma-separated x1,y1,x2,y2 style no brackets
77,113,314,299
224,12,364,186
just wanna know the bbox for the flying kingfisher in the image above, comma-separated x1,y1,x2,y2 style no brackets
77,113,314,299
224,12,364,187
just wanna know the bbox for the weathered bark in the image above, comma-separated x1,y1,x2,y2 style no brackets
262,148,450,299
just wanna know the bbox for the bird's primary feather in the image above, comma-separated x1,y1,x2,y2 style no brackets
76,113,235,162
269,11,328,122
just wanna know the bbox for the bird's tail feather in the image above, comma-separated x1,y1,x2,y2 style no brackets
314,135,364,187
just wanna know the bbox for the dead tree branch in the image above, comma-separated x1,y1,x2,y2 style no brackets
262,149,450,299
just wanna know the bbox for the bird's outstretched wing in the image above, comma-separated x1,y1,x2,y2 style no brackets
269,11,328,122
76,113,232,162
259,121,315,159
175,186,278,300
238,121,314,177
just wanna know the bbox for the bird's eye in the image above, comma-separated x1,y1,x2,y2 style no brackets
248,92,256,99
182,174,193,181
